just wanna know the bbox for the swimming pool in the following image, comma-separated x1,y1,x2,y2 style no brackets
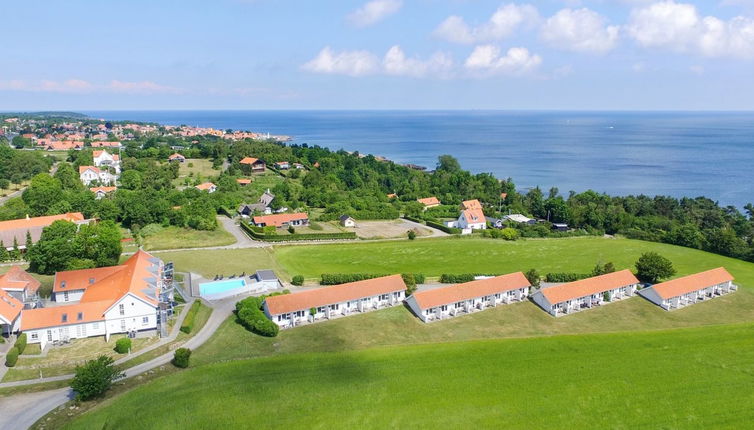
199,278,248,300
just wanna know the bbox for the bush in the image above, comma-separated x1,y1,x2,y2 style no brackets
180,301,201,334
407,230,416,240
291,275,304,286
139,223,164,237
287,225,295,234
403,215,424,224
500,227,519,241
439,273,494,283
14,333,27,355
320,273,384,285
114,337,132,354
234,291,290,337
172,348,192,368
240,222,356,242
544,272,590,282
402,273,417,295
4,347,19,367
524,268,541,288
426,220,461,234
71,355,125,401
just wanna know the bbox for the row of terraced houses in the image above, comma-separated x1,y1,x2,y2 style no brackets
262,267,737,328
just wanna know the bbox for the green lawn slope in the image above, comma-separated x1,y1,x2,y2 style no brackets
66,322,754,429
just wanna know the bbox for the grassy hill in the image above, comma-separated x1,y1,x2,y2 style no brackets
65,322,754,429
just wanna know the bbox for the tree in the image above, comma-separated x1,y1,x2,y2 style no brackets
436,155,461,172
120,170,142,190
70,355,125,401
27,220,78,274
23,231,32,261
0,241,7,263
407,230,416,240
524,268,541,288
22,174,64,216
0,179,9,190
53,162,82,191
10,237,20,261
291,275,304,286
591,261,616,277
635,252,676,284
173,348,192,368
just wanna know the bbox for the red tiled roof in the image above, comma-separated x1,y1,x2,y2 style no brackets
0,266,41,295
236,179,252,184
195,182,216,191
168,153,185,160
265,275,406,315
79,165,101,175
649,267,734,300
540,270,640,304
240,157,261,165
0,289,23,324
411,272,530,310
461,208,486,224
90,186,117,194
20,300,110,330
462,199,482,210
252,212,308,227
417,197,440,206
52,265,125,293
0,213,85,233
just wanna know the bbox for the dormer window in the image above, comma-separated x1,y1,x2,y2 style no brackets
89,278,95,284
61,281,66,289
61,313,68,323
77,312,83,321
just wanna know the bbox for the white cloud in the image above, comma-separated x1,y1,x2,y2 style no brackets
383,46,454,78
434,4,539,44
464,45,542,76
303,46,453,78
627,1,754,58
302,47,380,77
347,0,402,27
0,79,181,94
541,8,619,54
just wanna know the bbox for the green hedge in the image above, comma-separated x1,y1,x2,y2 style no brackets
291,275,304,286
235,291,291,337
240,222,356,242
402,215,425,224
218,206,234,218
321,273,425,286
426,220,462,234
439,273,501,283
5,347,19,367
544,272,591,282
15,333,27,355
180,301,202,334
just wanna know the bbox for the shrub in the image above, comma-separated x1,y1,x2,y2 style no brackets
439,273,491,283
4,347,19,367
240,222,356,242
500,227,519,241
187,162,194,168
139,223,164,237
425,220,461,234
114,337,131,354
71,355,125,401
172,348,192,368
291,275,304,286
407,230,416,240
14,333,27,355
603,291,611,302
401,273,417,295
544,272,590,282
234,292,290,337
320,273,384,285
412,273,426,284
287,225,295,234
402,215,424,224
524,268,541,288
180,301,201,334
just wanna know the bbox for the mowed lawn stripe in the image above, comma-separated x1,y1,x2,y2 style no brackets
273,237,754,288
66,323,754,429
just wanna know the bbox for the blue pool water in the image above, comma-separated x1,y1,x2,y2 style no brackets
199,278,247,297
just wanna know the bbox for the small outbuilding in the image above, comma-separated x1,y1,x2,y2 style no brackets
339,215,356,228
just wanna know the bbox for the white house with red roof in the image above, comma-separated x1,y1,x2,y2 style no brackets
195,182,217,193
532,270,640,317
0,289,22,337
79,165,117,186
458,208,486,231
20,250,167,349
93,149,121,173
263,275,406,328
638,267,736,311
0,266,42,305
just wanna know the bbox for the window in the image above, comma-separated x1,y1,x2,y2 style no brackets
63,291,69,302
379,294,389,300
77,312,83,321
89,278,95,284
31,333,38,340
119,303,125,316
47,330,52,341
61,313,68,323
295,310,305,317
277,315,282,322
92,322,99,330
142,316,149,325
441,305,448,311
455,302,464,309
60,281,67,289
120,319,126,331
317,307,325,313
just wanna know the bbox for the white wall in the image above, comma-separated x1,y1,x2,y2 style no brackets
54,289,85,303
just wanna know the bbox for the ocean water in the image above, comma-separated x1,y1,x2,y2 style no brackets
85,110,754,207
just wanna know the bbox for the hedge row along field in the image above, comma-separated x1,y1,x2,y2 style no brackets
180,302,202,334
240,221,356,242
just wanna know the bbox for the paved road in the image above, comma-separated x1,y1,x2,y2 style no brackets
0,296,238,430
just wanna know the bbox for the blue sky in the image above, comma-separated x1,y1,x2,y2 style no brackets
1,0,753,110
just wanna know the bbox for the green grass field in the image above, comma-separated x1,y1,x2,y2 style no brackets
274,236,754,282
139,225,236,251
155,247,288,280
65,322,754,429
173,159,221,186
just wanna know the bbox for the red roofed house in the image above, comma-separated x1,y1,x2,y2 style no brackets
168,153,186,162
457,208,486,231
532,270,640,317
21,250,168,349
93,149,121,173
79,165,116,186
252,212,309,228
195,182,217,193
406,272,531,322
236,178,252,186
638,267,736,311
240,157,266,173
263,274,407,328
417,197,440,208
90,141,121,148
0,289,23,337
0,212,91,252
0,266,42,305
461,199,482,210
46,141,84,151
90,186,117,199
